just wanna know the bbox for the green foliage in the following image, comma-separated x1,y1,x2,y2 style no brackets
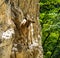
40,0,60,58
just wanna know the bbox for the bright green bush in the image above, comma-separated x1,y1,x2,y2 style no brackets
40,0,60,58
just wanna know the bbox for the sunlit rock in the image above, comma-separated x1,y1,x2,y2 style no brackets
2,28,14,40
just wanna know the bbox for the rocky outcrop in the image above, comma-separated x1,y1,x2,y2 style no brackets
0,0,43,58
0,1,15,58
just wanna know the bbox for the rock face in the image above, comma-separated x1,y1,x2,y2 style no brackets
0,0,43,58
0,25,15,58
0,20,15,58
0,1,15,58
